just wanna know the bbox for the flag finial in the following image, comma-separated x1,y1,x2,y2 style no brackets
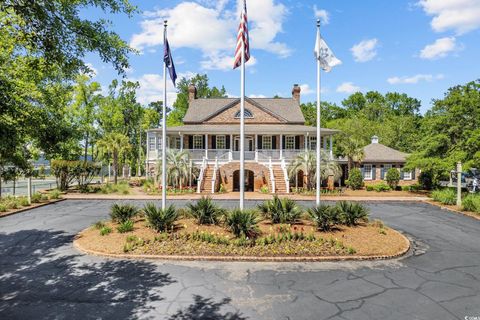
164,20,168,27
317,19,321,27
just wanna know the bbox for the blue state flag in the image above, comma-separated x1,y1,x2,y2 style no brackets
164,36,177,86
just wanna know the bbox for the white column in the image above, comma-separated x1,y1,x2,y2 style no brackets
180,134,184,151
205,134,209,159
280,134,283,159
323,136,327,152
27,176,32,204
329,135,333,160
304,134,308,152
316,19,321,206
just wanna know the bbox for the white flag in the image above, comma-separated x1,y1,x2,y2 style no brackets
314,29,341,72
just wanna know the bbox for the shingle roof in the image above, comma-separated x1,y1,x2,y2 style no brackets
152,124,339,136
183,97,305,124
363,143,409,162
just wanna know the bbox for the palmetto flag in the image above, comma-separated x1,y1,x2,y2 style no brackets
233,0,250,69
314,29,341,72
164,34,177,86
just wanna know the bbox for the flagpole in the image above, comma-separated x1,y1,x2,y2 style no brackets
239,23,246,211
316,19,321,206
162,20,168,210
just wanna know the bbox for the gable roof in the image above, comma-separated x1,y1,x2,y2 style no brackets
183,97,305,124
363,143,409,163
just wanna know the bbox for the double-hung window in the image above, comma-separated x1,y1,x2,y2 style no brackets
216,135,226,149
309,136,317,150
262,136,272,149
285,136,295,150
403,170,412,180
169,137,181,149
193,135,203,149
383,164,392,179
149,136,156,151
364,164,373,180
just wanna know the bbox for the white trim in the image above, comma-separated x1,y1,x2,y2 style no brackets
285,135,295,150
262,135,272,150
364,164,373,180
193,135,203,149
216,135,226,149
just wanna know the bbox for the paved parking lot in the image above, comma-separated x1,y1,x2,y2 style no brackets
0,200,479,319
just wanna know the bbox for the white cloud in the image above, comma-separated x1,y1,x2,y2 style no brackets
387,74,444,85
419,37,458,59
84,63,98,77
350,39,379,62
200,53,257,71
336,82,361,94
299,84,314,95
418,0,480,34
249,94,267,98
313,6,329,25
130,0,290,71
130,72,195,105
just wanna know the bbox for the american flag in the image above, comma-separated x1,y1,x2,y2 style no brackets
233,0,250,69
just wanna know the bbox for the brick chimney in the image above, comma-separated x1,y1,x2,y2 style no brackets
188,84,197,102
292,84,301,102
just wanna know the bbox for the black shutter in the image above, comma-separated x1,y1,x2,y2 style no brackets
412,169,416,180
258,135,263,149
372,165,377,180
226,135,231,149
202,135,206,149
295,136,300,150
272,136,277,150
400,166,405,180
212,135,216,149
282,136,286,149
380,165,385,180
188,136,193,149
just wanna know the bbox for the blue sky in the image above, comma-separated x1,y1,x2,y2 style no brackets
85,0,480,113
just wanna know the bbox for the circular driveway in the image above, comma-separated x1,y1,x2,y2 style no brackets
0,200,479,319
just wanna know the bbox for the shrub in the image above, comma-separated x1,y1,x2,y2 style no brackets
431,188,456,205
117,220,134,233
259,185,269,194
373,183,391,192
257,196,303,224
224,209,260,238
366,185,374,192
462,195,480,213
219,184,227,193
31,193,42,203
93,221,106,229
385,168,401,189
346,168,364,190
308,205,341,231
18,197,30,207
110,203,139,223
5,199,18,210
336,201,370,226
0,204,6,212
143,203,178,232
100,226,112,236
49,189,61,199
186,197,225,225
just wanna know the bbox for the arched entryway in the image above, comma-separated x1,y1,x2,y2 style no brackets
293,170,305,190
233,170,254,192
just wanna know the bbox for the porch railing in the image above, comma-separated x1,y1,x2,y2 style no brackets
280,157,290,194
196,157,207,194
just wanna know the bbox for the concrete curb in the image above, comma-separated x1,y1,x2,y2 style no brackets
0,199,66,218
423,200,480,221
73,231,411,263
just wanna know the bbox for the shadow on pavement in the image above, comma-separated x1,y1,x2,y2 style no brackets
168,295,248,320
0,229,174,319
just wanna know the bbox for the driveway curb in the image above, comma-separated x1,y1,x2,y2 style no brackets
0,199,66,218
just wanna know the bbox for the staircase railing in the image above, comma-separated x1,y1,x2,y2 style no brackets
211,157,219,194
268,157,276,194
281,157,290,194
196,157,207,194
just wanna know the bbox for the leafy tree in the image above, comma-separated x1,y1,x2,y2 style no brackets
168,74,227,126
385,168,400,189
406,80,480,185
335,134,365,172
346,168,364,190
97,133,131,184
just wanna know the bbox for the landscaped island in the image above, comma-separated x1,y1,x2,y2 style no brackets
75,197,409,261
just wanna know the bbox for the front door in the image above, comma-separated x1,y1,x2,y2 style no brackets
234,137,254,152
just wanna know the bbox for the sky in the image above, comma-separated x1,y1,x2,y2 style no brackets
84,0,480,113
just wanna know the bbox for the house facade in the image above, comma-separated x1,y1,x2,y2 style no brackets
146,84,338,193
358,136,419,186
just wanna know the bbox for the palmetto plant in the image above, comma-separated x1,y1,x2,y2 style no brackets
110,203,139,223
336,201,370,226
143,203,178,232
336,134,365,172
156,149,197,189
288,150,342,190
97,132,131,184
187,196,225,225
258,196,303,224
224,209,260,238
308,204,341,231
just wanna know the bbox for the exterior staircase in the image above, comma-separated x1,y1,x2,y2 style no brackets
273,165,288,194
200,165,217,193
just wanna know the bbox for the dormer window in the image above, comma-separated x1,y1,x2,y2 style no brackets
234,109,253,119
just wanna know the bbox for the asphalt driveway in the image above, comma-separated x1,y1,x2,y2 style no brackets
0,200,479,320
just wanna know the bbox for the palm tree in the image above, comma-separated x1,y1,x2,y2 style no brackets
97,132,131,184
337,135,365,172
156,149,197,189
288,150,342,191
